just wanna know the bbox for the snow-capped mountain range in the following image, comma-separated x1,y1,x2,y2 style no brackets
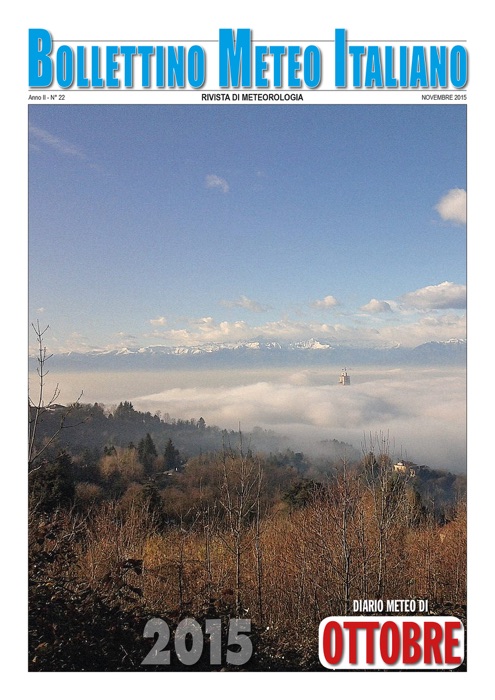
33,338,467,369
89,338,337,356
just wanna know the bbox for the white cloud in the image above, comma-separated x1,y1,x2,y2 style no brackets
361,299,392,313
205,174,229,193
117,331,137,338
29,124,104,172
29,125,87,160
163,317,250,345
435,188,466,225
312,295,339,309
221,295,268,313
143,309,465,349
400,281,466,310
377,313,466,345
150,316,167,326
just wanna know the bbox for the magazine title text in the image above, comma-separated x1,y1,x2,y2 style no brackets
29,28,468,91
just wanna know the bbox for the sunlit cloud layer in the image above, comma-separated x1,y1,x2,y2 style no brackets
42,279,466,354
400,282,466,310
145,312,465,349
130,366,466,472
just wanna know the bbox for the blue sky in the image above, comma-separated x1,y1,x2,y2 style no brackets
28,104,466,352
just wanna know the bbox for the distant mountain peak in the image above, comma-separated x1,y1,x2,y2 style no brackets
33,336,467,372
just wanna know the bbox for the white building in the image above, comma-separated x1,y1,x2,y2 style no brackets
339,368,350,385
393,460,418,477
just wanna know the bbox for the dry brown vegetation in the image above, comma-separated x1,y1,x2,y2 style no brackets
29,445,466,671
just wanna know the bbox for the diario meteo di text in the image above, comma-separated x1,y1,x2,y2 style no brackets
28,28,468,90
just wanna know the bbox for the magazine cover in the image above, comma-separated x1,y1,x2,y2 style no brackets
9,0,492,693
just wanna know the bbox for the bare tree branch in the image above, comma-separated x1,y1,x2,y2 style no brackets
28,321,84,471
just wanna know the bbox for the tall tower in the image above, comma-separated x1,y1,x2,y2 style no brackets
339,368,350,385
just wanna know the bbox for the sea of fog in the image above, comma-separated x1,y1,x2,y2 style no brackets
29,365,467,472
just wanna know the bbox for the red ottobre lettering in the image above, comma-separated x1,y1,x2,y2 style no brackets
318,616,464,670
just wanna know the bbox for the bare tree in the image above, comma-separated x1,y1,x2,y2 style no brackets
329,458,361,614
362,431,410,598
217,437,263,617
28,321,83,471
304,461,362,615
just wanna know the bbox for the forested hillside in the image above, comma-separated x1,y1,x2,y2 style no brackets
28,400,466,671
30,399,357,463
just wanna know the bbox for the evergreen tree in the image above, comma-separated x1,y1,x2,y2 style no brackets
164,438,181,472
29,451,75,513
113,401,137,421
141,480,165,526
138,433,158,475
